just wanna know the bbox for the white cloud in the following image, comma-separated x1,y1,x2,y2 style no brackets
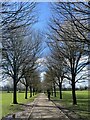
40,72,46,81
36,57,47,67
36,57,47,63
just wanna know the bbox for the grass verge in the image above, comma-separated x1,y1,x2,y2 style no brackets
1,92,38,118
51,90,89,120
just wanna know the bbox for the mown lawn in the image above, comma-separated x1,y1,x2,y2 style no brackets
0,91,38,119
51,90,89,120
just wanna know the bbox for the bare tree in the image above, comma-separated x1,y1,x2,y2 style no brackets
2,27,40,103
50,2,90,45
20,32,42,99
1,2,37,104
28,70,41,98
1,2,36,32
30,70,41,96
48,28,88,104
47,3,89,105
44,70,54,94
46,55,65,99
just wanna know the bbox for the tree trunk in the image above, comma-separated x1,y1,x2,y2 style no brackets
71,59,77,105
51,87,53,96
59,81,62,99
30,86,32,97
33,88,34,96
7,87,10,93
34,89,36,95
53,82,56,97
35,89,37,95
72,80,77,105
25,85,28,99
13,80,18,104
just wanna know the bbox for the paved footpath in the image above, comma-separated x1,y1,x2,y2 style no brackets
3,93,70,120
28,93,70,120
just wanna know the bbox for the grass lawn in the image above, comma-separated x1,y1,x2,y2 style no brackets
0,91,38,119
51,90,89,120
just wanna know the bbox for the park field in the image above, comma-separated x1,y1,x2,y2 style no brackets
0,91,38,119
51,90,89,120
0,90,89,120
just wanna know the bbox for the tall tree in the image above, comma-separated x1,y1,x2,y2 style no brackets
2,27,40,103
47,3,89,104
46,56,65,99
50,2,90,45
1,2,37,104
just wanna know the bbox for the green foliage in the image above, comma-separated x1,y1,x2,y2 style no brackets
51,90,89,120
1,92,38,118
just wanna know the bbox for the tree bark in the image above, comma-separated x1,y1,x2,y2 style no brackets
30,85,32,97
58,79,62,99
53,82,56,97
33,87,35,96
51,87,53,96
72,78,77,105
7,87,10,93
35,89,37,94
13,80,18,104
25,85,28,99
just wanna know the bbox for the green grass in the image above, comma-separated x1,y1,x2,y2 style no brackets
0,91,38,118
51,90,89,120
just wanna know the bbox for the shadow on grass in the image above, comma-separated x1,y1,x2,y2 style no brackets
51,100,86,120
9,104,24,112
51,98,90,120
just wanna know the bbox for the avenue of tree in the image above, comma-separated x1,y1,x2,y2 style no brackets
43,2,90,105
1,2,90,105
1,2,42,104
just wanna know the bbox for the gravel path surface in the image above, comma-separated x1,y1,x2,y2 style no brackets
2,93,82,120
29,93,70,120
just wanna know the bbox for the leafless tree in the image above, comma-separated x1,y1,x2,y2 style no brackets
50,2,90,45
19,32,42,99
1,2,38,104
2,27,42,103
47,2,89,105
43,70,54,95
46,54,65,99
29,70,41,96
1,2,36,32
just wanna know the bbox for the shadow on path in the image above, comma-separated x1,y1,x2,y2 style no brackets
51,100,85,120
2,93,74,120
